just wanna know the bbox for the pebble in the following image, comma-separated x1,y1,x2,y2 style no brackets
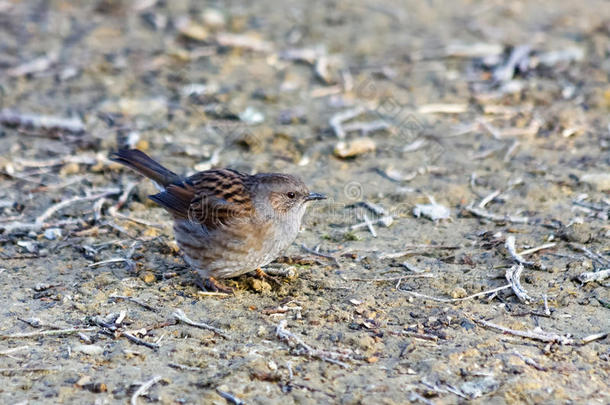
580,173,610,191
59,162,80,176
43,228,62,240
413,197,451,221
239,107,265,124
334,138,376,158
140,271,156,283
202,8,226,29
176,17,208,41
73,344,104,356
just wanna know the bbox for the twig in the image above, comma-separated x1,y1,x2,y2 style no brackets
393,330,438,341
341,120,391,136
465,205,529,224
109,181,138,213
0,345,30,356
577,269,610,284
378,245,460,259
2,190,121,233
301,244,340,268
0,366,60,374
505,264,531,303
168,363,206,372
1,219,78,234
123,332,159,350
417,104,468,114
362,213,377,237
510,352,547,371
112,212,163,229
88,258,131,268
37,190,121,225
0,327,96,339
109,295,158,312
473,318,574,345
0,108,84,134
216,389,245,405
505,236,544,270
581,332,608,344
347,273,435,282
276,320,352,368
131,376,163,405
173,309,230,339
543,294,551,316
518,243,556,257
330,107,365,139
196,291,231,297
569,243,610,266
398,283,512,303
504,140,520,162
478,189,501,208
350,215,393,232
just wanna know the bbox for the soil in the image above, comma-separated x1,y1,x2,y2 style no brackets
0,1,609,404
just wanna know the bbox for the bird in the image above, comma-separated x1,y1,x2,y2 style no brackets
109,149,326,292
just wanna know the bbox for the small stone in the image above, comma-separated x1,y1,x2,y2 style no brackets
357,335,376,352
43,228,62,240
202,8,226,29
17,240,38,253
451,287,467,299
334,138,376,158
75,375,92,386
140,271,156,283
580,173,610,191
562,223,594,243
59,162,80,176
249,278,271,292
176,17,208,41
239,107,265,124
256,325,267,337
413,197,451,221
135,139,149,151
73,344,104,356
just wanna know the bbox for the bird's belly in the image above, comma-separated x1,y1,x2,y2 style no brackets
173,219,296,279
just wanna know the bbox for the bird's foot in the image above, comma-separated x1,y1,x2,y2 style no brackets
255,268,281,285
195,274,234,294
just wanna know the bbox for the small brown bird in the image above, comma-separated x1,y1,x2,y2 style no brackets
110,149,326,292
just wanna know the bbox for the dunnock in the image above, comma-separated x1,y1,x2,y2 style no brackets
110,149,326,292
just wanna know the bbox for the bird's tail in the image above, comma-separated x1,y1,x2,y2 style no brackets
109,149,181,187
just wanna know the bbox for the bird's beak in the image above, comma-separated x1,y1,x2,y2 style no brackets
305,192,326,201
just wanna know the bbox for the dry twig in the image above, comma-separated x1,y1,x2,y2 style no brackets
505,235,545,270
0,327,96,339
505,264,531,303
330,107,365,139
398,282,511,303
465,205,529,224
577,269,610,284
131,376,163,405
173,309,230,339
216,389,245,405
276,320,352,368
473,318,574,345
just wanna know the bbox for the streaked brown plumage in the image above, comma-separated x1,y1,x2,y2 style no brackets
110,149,325,291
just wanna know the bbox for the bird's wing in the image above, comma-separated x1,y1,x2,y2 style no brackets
148,169,253,230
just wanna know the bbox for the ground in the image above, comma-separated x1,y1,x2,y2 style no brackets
0,0,609,404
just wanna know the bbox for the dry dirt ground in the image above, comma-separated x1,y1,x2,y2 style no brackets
0,0,609,404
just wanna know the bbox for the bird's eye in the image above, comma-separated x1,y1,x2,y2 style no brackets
286,192,296,199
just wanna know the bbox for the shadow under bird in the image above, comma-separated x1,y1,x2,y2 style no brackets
110,149,326,292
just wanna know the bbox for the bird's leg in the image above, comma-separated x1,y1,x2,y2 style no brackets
255,268,281,285
194,272,234,294
255,268,267,278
